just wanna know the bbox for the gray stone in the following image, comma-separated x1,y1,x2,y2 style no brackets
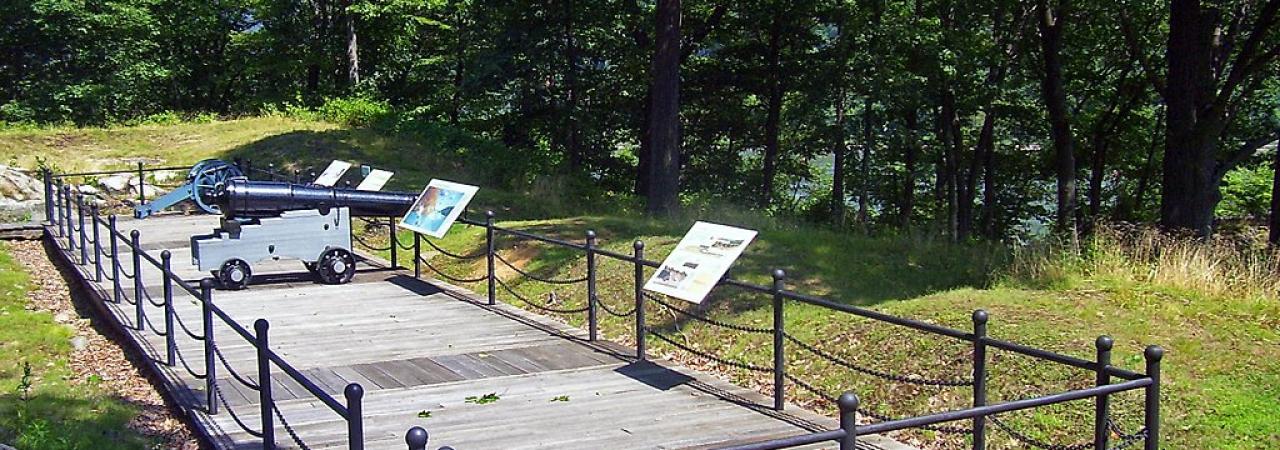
99,174,133,192
54,311,72,323
70,335,89,351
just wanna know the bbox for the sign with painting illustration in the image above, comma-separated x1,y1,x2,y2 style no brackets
643,221,757,303
400,179,479,238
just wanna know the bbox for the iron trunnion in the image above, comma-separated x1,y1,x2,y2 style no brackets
192,179,416,289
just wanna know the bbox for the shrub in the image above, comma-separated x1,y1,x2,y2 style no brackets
316,96,392,127
1218,162,1274,219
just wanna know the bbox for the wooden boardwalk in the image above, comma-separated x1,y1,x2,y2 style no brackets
50,214,913,450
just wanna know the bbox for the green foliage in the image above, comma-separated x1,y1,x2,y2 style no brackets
316,97,392,127
463,392,500,405
416,410,432,418
1217,162,1274,219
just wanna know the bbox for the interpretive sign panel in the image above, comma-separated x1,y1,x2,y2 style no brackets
400,179,479,238
313,160,353,187
644,221,757,303
356,169,394,191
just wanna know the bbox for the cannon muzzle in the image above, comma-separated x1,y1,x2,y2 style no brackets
215,179,417,218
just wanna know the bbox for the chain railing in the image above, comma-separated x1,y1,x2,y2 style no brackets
42,173,367,450
378,207,1163,450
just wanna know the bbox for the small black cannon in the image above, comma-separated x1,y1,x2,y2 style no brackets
185,169,417,290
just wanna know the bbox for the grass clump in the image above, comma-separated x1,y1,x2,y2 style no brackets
0,244,154,449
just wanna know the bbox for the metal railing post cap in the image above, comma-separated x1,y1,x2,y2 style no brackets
772,269,785,282
255,318,269,334
131,229,140,239
485,210,495,219
837,392,859,411
1096,335,1114,351
1144,345,1164,362
161,249,171,259
200,277,216,290
345,382,364,401
634,240,644,250
972,309,989,325
586,230,596,240
406,426,429,447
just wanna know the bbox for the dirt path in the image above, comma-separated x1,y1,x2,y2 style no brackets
8,239,198,449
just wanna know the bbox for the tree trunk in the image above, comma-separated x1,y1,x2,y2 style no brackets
858,97,873,226
1037,0,1077,236
760,13,784,209
342,0,359,86
901,108,919,228
832,87,847,226
1161,0,1280,235
980,112,999,239
961,110,994,240
450,8,465,126
940,86,959,239
1270,133,1280,246
646,0,681,215
636,89,652,197
563,0,581,169
1162,0,1221,235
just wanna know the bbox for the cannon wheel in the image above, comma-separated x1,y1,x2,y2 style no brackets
189,159,245,215
216,258,252,290
315,247,356,285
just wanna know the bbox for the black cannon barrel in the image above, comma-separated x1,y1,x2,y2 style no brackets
215,179,418,218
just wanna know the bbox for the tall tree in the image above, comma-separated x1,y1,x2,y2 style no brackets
1162,0,1280,235
647,0,682,215
1037,0,1077,236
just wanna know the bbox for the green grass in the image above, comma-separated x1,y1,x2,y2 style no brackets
0,243,154,449
6,118,1278,449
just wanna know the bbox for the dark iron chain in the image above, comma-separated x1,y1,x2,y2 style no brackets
420,236,488,260
422,254,491,282
646,328,771,372
784,373,973,435
783,332,974,387
215,345,261,391
646,293,773,334
496,277,590,314
273,403,312,450
213,384,264,438
495,252,588,285
989,415,1093,450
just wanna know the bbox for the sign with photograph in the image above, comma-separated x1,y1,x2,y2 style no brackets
643,221,757,303
356,169,394,191
400,179,480,238
313,160,353,187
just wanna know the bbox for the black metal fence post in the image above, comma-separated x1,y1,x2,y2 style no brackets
771,269,786,411
389,217,399,269
1144,345,1163,450
413,233,421,279
972,309,989,450
1094,335,1114,450
136,162,146,205
64,185,74,250
405,427,428,450
201,278,218,414
55,179,64,237
131,230,144,330
43,169,54,224
110,216,121,303
633,241,646,361
162,250,176,366
586,230,598,342
346,384,364,450
485,211,496,306
256,319,276,450
838,392,859,450
92,205,102,282
77,194,88,263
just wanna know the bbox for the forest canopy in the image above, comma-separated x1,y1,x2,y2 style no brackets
3,0,1279,239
